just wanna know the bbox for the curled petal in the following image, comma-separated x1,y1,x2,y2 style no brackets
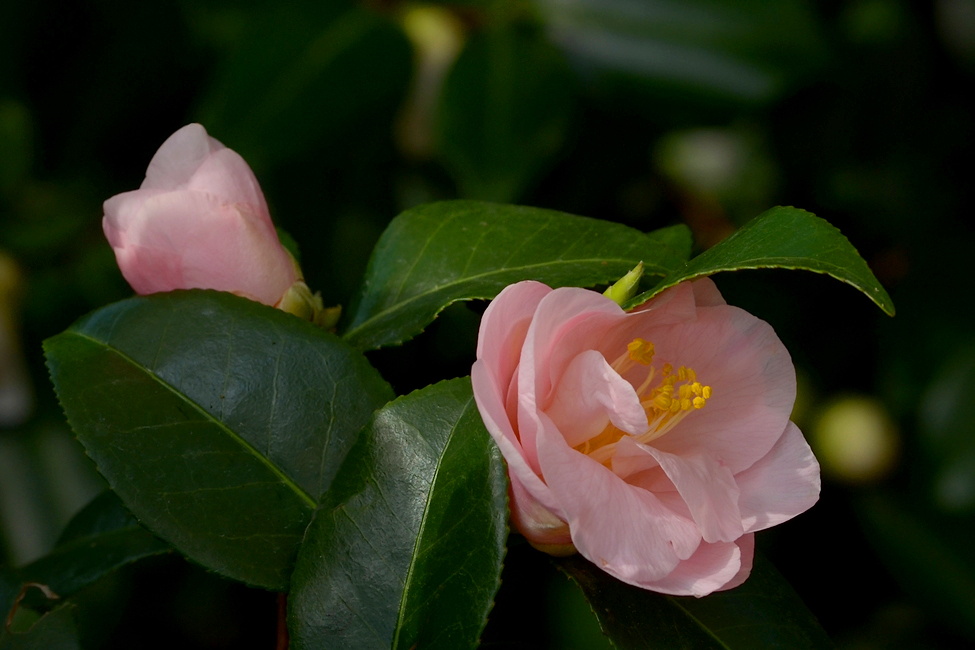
472,361,560,516
715,533,755,592
546,350,648,447
737,422,821,533
640,539,742,597
630,440,744,543
536,418,701,586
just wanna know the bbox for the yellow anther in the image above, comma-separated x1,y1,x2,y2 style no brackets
693,396,706,409
691,382,702,396
653,394,673,411
681,398,692,411
678,366,688,381
659,384,674,397
664,375,676,386
702,386,712,399
669,399,681,413
627,338,655,365
662,363,673,376
687,368,697,382
679,384,691,399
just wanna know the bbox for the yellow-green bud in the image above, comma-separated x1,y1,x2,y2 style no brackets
603,262,644,306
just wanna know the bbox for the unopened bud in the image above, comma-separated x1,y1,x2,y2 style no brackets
603,262,644,306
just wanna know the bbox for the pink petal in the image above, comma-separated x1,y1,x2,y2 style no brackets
638,443,744,543
737,422,820,533
476,281,551,393
640,539,742,597
111,191,294,305
715,533,755,592
142,124,224,191
471,361,560,515
690,277,726,306
187,148,269,215
508,473,572,549
103,188,165,247
535,419,701,586
647,304,796,473
516,288,623,469
545,350,648,447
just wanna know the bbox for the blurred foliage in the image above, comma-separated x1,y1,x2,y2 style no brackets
1,0,974,647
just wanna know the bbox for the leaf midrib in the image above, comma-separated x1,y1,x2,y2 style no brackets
63,330,317,510
345,255,666,342
391,393,473,650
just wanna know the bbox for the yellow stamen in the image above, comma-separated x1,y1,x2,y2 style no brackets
681,398,692,411
693,396,706,409
702,386,712,399
662,363,673,376
627,338,655,365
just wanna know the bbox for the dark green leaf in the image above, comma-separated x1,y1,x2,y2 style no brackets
625,206,894,315
44,291,393,590
645,223,693,262
196,2,411,171
558,552,833,649
343,201,690,350
437,26,573,202
533,0,827,106
919,343,975,513
0,603,80,650
857,493,975,640
288,377,508,650
1,491,170,619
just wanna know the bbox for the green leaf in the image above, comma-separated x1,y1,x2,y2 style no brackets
343,200,690,350
1,491,170,620
557,552,833,649
44,291,393,590
437,26,573,202
288,377,508,650
532,0,827,106
625,206,895,315
645,223,693,262
857,493,975,640
0,602,80,650
196,2,411,171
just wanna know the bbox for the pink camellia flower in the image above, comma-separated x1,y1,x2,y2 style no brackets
102,124,297,306
471,278,820,596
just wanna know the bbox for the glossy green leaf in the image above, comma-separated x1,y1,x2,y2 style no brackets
288,377,508,650
533,0,827,106
343,200,690,350
645,223,693,262
1,491,169,621
196,2,411,171
437,26,573,202
45,291,393,590
625,206,895,315
558,552,832,649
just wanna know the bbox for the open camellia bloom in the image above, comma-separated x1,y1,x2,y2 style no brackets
102,124,297,306
471,278,820,596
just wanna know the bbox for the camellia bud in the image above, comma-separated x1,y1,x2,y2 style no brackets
102,124,297,308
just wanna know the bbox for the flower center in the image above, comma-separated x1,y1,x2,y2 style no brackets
576,338,712,465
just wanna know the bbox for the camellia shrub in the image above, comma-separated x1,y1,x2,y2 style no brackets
4,124,893,648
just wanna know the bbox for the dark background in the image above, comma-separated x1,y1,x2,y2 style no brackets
2,0,974,647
